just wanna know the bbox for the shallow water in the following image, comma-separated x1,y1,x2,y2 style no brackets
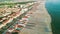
45,0,60,34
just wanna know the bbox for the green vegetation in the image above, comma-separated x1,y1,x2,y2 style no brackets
0,1,34,34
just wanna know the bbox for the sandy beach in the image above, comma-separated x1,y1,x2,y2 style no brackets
18,0,52,34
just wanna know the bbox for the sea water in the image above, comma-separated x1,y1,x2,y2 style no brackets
45,0,60,34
